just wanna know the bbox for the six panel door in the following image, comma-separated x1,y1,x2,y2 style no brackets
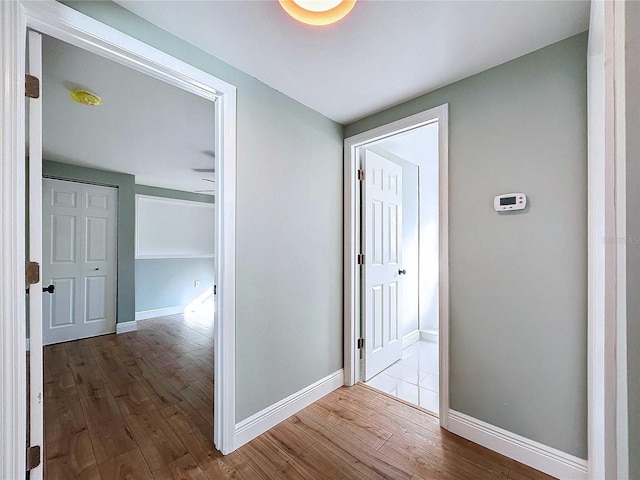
42,178,118,344
363,149,404,380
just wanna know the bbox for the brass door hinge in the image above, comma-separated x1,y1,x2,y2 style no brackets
357,254,365,265
357,338,365,349
25,75,40,99
26,262,40,285
26,445,41,471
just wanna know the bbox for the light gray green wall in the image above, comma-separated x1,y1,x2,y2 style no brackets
347,33,588,458
134,185,215,313
43,159,136,325
135,258,214,312
62,1,344,422
626,1,640,476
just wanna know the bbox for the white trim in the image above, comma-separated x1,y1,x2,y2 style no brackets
343,105,450,429
0,1,28,477
419,329,439,344
613,1,629,476
116,321,138,334
1,1,237,469
27,29,44,480
587,1,620,478
234,370,344,449
448,410,588,480
402,330,420,349
135,255,215,260
135,307,184,321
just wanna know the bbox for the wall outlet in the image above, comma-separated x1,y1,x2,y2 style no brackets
194,280,200,288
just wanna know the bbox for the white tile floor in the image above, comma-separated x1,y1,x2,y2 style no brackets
365,340,440,415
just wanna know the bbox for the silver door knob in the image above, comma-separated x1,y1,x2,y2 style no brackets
398,269,406,275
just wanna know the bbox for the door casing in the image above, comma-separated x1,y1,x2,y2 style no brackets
1,2,237,475
343,104,450,428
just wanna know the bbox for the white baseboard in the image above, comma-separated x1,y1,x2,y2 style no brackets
135,306,184,321
420,329,439,343
447,410,587,480
402,330,420,349
116,321,138,334
234,369,344,449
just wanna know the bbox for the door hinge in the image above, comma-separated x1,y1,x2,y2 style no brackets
26,262,40,285
26,445,41,471
25,75,40,99
214,285,217,295
357,169,365,181
357,254,365,265
357,338,365,349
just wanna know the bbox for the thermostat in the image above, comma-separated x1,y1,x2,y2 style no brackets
494,193,526,212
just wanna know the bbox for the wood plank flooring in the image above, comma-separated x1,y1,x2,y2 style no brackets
43,315,555,479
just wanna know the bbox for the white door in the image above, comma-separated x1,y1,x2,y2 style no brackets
27,29,44,480
362,149,404,380
42,178,118,344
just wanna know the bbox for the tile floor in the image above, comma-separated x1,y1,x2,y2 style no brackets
365,340,440,415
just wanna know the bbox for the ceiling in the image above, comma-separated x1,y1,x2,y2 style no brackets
41,1,589,193
42,35,216,194
115,0,590,124
375,123,439,174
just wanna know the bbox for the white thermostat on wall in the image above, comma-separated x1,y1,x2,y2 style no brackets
494,193,527,212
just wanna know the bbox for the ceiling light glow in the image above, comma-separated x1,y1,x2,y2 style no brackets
278,0,357,26
292,0,343,12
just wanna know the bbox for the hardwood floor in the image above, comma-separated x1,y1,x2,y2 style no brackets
43,315,555,479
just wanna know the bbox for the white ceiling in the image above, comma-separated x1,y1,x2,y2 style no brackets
375,123,439,173
115,0,590,124
42,35,216,194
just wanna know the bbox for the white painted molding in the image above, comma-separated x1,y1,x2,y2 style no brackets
612,1,630,477
448,410,588,480
234,370,344,449
1,2,28,478
27,29,45,480
136,254,215,260
587,1,620,478
402,330,420,349
135,306,184,321
420,329,439,343
116,321,138,334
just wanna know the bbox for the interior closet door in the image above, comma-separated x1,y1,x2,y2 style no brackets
42,178,118,345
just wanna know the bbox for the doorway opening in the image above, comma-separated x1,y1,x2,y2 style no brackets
16,2,238,476
30,30,220,476
344,105,449,425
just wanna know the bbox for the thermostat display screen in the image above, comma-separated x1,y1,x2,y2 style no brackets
494,192,527,212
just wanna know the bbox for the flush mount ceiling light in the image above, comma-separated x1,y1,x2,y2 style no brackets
278,0,357,26
70,88,102,106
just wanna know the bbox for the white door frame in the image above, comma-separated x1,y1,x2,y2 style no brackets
344,104,449,428
587,0,628,478
0,1,237,475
